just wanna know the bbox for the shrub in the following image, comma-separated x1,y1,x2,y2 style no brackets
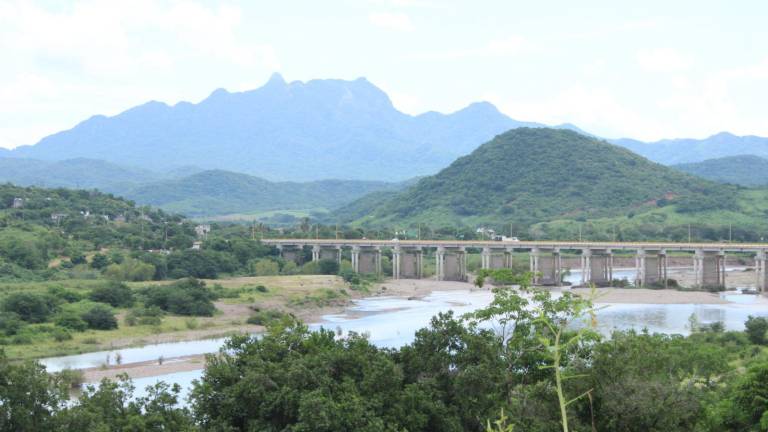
0,312,24,336
89,281,134,307
339,268,361,285
90,253,110,269
143,278,217,316
250,259,279,276
125,306,164,326
47,286,84,303
104,258,156,282
246,309,288,326
318,259,340,275
52,327,72,342
744,316,768,345
255,285,268,293
1,292,57,323
54,311,88,332
81,305,118,330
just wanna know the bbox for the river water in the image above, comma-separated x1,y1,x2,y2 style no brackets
42,270,768,403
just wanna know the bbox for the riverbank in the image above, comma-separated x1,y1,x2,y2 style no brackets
572,287,730,304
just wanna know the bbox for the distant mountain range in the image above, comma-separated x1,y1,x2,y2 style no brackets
337,128,736,228
3,74,597,182
611,132,768,165
672,155,768,187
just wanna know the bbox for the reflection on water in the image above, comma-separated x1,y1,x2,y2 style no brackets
41,337,230,373
45,285,767,404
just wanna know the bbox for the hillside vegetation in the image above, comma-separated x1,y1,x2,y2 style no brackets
122,169,406,218
339,128,742,235
673,155,768,186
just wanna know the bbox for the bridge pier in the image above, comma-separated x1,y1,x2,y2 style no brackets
635,249,667,288
436,246,467,281
352,246,381,275
312,245,341,263
278,245,304,264
755,251,768,293
393,246,423,279
693,249,725,289
582,249,613,286
530,247,562,286
481,247,513,270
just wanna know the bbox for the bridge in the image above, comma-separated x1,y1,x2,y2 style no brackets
261,239,768,292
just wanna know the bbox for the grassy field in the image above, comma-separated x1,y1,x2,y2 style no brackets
0,275,355,361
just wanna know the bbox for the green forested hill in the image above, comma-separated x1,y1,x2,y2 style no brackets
672,155,768,187
337,128,763,240
123,170,407,217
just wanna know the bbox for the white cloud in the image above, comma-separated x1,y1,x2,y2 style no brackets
636,48,691,73
414,35,532,60
368,12,414,32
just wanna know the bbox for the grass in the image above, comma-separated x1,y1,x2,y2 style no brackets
1,274,353,361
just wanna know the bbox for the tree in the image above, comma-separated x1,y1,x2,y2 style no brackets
90,253,110,269
88,281,134,307
318,258,340,275
745,316,768,345
81,304,118,330
249,259,279,276
143,278,217,316
0,353,67,432
1,292,57,323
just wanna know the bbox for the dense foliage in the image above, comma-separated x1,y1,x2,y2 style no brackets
2,275,768,432
673,154,768,187
333,128,768,241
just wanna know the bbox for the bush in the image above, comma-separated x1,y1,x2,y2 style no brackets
250,259,279,276
255,285,268,293
1,292,57,323
318,259,340,275
81,305,118,330
0,312,24,336
90,253,110,269
89,281,134,307
47,286,83,303
54,311,88,332
52,327,72,342
104,258,156,282
339,268,361,285
745,316,768,345
143,278,217,316
125,306,164,326
246,309,289,326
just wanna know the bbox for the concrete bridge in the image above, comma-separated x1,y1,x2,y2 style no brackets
263,239,768,292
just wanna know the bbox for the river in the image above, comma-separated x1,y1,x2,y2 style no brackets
41,270,768,403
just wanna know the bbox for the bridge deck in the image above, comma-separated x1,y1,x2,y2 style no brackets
260,239,768,253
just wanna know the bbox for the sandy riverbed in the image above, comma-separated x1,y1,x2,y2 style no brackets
79,276,766,381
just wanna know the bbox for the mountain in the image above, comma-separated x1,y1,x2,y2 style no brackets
0,157,161,191
122,169,408,218
8,74,549,182
672,155,768,187
611,132,768,165
337,128,737,228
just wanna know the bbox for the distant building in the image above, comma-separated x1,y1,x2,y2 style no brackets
195,224,211,239
11,198,24,209
191,241,203,250
51,213,67,224
114,214,127,223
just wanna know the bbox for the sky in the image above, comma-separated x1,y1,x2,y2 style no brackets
1,0,767,149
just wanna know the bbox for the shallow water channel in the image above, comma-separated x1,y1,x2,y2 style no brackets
41,271,768,403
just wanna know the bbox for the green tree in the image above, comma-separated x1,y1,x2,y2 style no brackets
745,316,768,345
88,281,134,307
81,304,118,330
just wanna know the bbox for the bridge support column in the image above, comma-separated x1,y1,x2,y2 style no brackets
278,245,303,265
756,251,768,294
482,247,513,270
693,249,725,289
436,247,466,281
394,246,422,279
352,246,381,275
531,247,562,286
635,249,667,288
582,249,612,287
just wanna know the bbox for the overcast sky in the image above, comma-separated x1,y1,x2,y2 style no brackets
1,0,767,149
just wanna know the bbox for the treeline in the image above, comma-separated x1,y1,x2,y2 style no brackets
2,272,768,431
